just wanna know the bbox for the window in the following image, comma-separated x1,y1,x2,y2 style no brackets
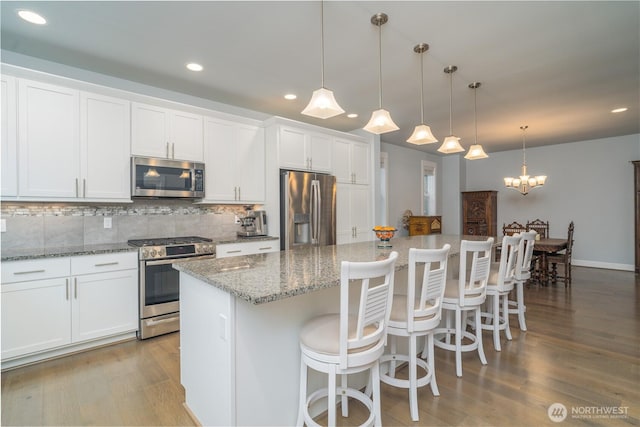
422,160,436,215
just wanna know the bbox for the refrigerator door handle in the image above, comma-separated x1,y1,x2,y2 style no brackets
310,180,320,244
315,180,322,244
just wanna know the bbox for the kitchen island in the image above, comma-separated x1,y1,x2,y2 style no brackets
173,234,490,426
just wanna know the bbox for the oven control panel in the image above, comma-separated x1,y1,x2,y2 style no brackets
140,243,215,260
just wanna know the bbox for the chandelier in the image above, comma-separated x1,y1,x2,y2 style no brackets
504,126,547,195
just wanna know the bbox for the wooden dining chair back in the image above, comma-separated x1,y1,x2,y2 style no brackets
548,221,574,287
503,221,526,236
526,219,550,239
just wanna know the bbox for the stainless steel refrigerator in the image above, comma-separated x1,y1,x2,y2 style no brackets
280,170,336,250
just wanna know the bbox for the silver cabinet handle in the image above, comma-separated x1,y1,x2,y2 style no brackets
75,178,79,197
95,262,119,267
13,269,45,275
166,142,170,158
310,158,313,170
238,187,241,200
74,277,78,299
234,186,237,200
259,246,273,251
172,143,175,159
66,278,69,300
226,250,242,254
83,179,86,198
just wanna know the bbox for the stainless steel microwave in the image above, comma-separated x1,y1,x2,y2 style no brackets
131,157,205,198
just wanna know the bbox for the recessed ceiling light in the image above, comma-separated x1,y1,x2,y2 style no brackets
18,10,46,25
347,113,358,119
611,107,628,113
186,63,203,72
284,94,297,100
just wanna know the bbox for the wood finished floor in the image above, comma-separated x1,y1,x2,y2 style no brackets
2,266,639,426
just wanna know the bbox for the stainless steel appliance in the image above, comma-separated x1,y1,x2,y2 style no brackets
237,209,268,237
131,156,205,198
280,170,336,250
128,236,215,339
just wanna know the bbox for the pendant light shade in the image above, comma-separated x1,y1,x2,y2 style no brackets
301,0,344,119
364,13,399,134
407,43,437,145
438,66,464,154
464,82,489,160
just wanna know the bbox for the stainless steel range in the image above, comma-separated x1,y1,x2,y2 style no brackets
128,236,215,339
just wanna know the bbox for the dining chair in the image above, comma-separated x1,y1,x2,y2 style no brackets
297,252,398,427
509,231,537,331
380,245,450,422
526,218,550,239
502,221,526,236
433,238,493,378
482,235,520,351
548,221,575,287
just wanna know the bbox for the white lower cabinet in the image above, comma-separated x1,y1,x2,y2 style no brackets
336,183,373,245
215,240,279,259
1,252,138,365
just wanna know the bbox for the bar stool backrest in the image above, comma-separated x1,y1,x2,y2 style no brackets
457,238,494,307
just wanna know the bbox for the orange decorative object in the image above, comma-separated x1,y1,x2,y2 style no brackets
373,227,396,248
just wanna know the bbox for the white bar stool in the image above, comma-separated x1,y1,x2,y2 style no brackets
379,245,450,422
296,251,398,427
510,231,537,331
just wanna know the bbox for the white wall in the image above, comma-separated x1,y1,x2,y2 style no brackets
380,142,442,236
464,134,640,270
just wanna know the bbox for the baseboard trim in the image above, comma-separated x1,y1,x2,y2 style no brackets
572,259,635,272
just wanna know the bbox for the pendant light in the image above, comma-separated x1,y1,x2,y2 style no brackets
301,0,345,119
407,43,438,145
504,126,547,195
437,65,464,154
363,13,399,135
464,82,489,160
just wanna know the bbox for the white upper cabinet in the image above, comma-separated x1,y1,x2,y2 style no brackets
80,92,131,200
203,117,265,203
16,78,130,201
131,102,203,162
276,125,331,172
1,75,17,197
18,79,81,198
333,137,370,185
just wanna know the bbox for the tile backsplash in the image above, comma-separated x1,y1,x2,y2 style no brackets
1,200,249,250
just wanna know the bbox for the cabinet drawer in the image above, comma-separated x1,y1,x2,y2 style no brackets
216,240,279,258
71,252,138,275
2,258,71,284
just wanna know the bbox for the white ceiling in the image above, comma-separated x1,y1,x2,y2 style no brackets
1,1,638,154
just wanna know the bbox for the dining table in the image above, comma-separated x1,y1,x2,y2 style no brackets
533,238,568,285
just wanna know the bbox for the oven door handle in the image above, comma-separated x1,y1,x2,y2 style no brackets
144,255,216,267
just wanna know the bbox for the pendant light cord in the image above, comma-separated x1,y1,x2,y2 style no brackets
419,51,425,123
448,71,453,135
377,22,383,108
473,86,478,144
521,126,528,167
320,0,325,88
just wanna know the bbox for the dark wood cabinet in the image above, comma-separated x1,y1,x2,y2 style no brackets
408,216,442,236
461,191,497,237
633,161,640,273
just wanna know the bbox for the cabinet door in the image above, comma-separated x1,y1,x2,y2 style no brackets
203,118,237,201
1,75,17,197
131,102,170,158
80,92,131,200
351,141,370,185
332,138,352,183
351,185,372,242
72,269,138,343
308,133,332,172
18,79,80,198
278,126,307,170
171,110,203,161
335,183,352,245
236,124,265,202
1,278,72,359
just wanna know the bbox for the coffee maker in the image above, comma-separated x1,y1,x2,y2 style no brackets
237,207,268,237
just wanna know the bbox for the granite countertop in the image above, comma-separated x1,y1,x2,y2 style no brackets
1,236,280,262
1,242,137,262
174,234,493,305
